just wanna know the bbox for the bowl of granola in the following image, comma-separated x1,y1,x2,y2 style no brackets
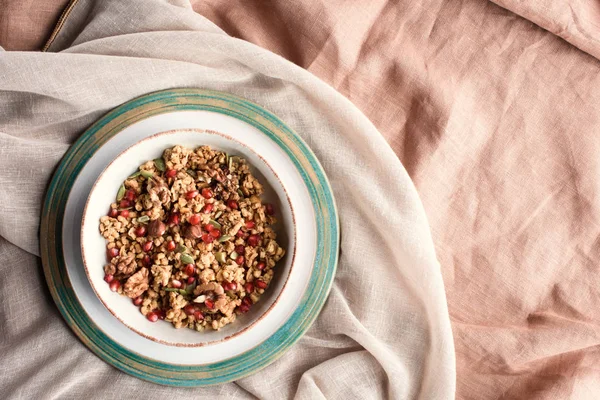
81,129,297,346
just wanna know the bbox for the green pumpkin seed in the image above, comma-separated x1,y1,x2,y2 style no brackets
164,288,179,293
208,220,222,230
186,169,197,178
229,251,238,260
137,215,150,223
215,252,226,264
116,184,126,202
180,253,194,264
176,244,187,253
218,234,232,243
214,211,223,219
153,158,166,172
141,170,154,178
227,155,233,169
237,189,244,197
179,289,190,296
185,282,197,295
128,171,142,179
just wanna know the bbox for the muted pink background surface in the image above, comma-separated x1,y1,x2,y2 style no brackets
3,0,600,398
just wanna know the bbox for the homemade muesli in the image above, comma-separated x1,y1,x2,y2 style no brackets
99,145,285,331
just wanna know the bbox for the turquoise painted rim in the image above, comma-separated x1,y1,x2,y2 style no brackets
40,88,339,386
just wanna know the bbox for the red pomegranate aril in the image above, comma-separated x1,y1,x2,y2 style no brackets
165,169,177,178
238,304,250,313
244,282,254,293
146,312,159,322
228,282,238,291
202,203,214,214
109,280,121,292
205,299,215,309
107,247,119,259
166,240,176,252
185,190,199,200
245,220,255,229
236,230,246,238
189,214,201,226
209,229,221,239
242,296,253,307
201,188,213,199
119,209,130,218
184,264,196,276
167,213,180,226
256,261,266,270
235,245,245,254
156,310,166,320
204,223,215,232
134,226,147,237
201,233,214,244
108,208,118,218
227,199,238,210
171,279,182,289
256,280,267,289
142,241,153,252
236,255,245,265
125,189,136,202
104,274,114,283
119,199,131,208
133,297,143,306
187,276,196,285
194,310,204,320
265,203,275,216
247,234,260,247
142,254,152,267
184,304,196,315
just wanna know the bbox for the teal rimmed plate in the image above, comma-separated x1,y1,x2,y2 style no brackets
40,88,339,386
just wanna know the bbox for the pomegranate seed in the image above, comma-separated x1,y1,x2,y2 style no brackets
108,208,118,218
201,233,214,244
189,214,201,225
194,310,204,320
142,255,152,267
146,312,158,322
166,240,176,251
134,226,147,237
245,220,255,229
256,261,266,270
109,280,121,292
209,229,221,239
244,282,254,293
119,199,131,208
204,223,215,232
235,245,245,254
107,247,119,259
184,264,196,276
247,234,260,247
185,190,199,200
156,310,166,320
119,209,130,218
165,169,177,178
256,280,267,289
228,282,238,291
167,213,180,226
238,304,250,313
142,241,153,252
125,190,136,202
187,276,196,284
133,297,143,306
265,203,275,216
202,203,214,214
236,230,247,238
201,188,213,199
227,200,238,210
171,279,182,288
184,304,196,315
205,299,214,309
104,274,114,283
236,255,244,265
242,296,253,307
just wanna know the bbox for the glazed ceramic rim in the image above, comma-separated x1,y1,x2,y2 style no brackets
80,128,298,347
40,88,339,386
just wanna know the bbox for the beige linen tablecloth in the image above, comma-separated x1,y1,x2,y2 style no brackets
0,0,455,398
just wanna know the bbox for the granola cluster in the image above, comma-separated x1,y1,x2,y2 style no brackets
99,145,285,331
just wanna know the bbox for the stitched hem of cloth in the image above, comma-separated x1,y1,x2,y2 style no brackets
42,0,81,52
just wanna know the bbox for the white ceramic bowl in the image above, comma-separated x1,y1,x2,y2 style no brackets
81,128,307,347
